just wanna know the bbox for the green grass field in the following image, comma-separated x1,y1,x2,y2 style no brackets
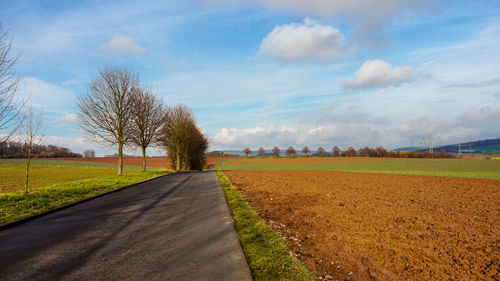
217,158,500,180
0,158,159,170
0,159,165,193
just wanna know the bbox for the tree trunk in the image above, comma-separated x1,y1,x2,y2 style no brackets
25,145,31,193
176,141,180,171
118,142,123,176
142,146,146,172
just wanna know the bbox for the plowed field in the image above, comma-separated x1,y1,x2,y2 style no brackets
224,170,500,280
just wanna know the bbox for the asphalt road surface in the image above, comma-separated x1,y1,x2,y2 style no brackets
0,172,252,281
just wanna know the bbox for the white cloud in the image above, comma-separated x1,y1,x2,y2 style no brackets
341,60,418,89
101,35,146,55
259,18,345,62
236,0,432,47
55,113,77,123
213,125,299,147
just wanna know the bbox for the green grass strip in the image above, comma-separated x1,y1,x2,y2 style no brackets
218,158,500,180
217,171,317,281
0,170,172,224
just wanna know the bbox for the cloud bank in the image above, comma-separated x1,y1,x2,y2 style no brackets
259,18,345,62
210,106,500,150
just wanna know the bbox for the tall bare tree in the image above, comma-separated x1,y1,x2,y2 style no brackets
77,67,139,175
286,146,297,157
257,147,265,156
332,146,341,157
160,104,208,170
302,146,310,156
162,104,193,170
18,106,44,193
317,147,326,156
0,24,23,142
130,86,165,172
83,149,95,158
272,146,280,156
243,147,252,157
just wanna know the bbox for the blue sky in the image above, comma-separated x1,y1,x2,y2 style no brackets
1,0,499,155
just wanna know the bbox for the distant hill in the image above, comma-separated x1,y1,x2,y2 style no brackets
395,138,500,154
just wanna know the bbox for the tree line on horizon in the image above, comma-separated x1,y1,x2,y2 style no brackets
0,141,82,158
242,146,456,158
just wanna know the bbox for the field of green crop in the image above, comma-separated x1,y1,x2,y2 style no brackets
0,159,162,193
217,158,500,180
0,159,159,170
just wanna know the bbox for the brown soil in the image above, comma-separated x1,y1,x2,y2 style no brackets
224,170,500,280
45,156,232,168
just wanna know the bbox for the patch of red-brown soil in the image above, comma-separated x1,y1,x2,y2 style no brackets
224,170,500,280
45,156,232,168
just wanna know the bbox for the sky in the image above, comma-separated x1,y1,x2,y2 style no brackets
1,0,499,155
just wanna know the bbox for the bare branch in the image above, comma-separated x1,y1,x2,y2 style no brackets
128,85,166,171
17,105,44,192
160,104,208,170
0,24,24,142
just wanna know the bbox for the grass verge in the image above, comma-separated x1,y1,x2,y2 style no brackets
217,171,317,281
0,170,171,224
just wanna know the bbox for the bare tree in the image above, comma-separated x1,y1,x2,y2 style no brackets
286,146,297,157
243,147,252,157
317,147,326,156
83,149,95,158
302,146,310,156
0,24,23,142
332,146,341,157
272,146,280,156
77,67,139,175
257,147,265,156
18,106,44,193
160,104,208,170
130,86,165,172
345,146,357,157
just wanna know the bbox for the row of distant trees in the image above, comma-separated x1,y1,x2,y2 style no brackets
243,146,455,158
0,141,82,158
77,67,208,174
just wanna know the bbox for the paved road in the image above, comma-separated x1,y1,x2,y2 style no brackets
0,172,252,281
